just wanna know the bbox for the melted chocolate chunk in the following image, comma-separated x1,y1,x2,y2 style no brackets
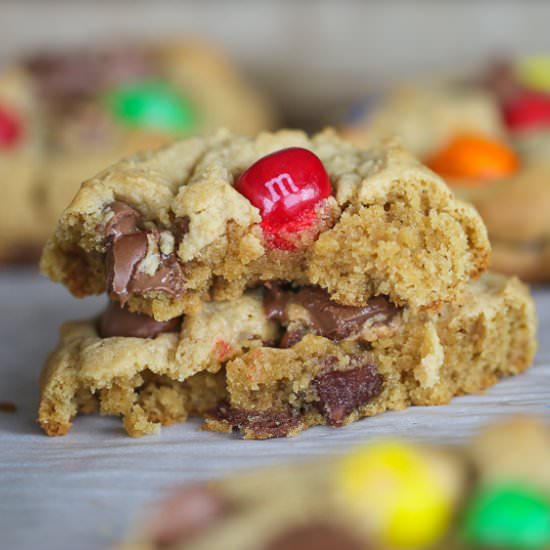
101,202,186,303
264,522,365,550
98,301,181,338
263,284,398,342
106,232,148,300
313,364,383,426
146,484,228,548
213,403,301,439
128,254,185,297
263,283,291,323
279,327,307,349
103,201,140,240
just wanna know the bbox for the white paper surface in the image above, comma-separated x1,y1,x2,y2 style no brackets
1,270,549,550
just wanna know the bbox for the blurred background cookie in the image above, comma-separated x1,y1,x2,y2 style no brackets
0,39,276,263
344,57,550,281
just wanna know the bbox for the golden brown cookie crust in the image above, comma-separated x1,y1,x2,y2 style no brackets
41,128,490,318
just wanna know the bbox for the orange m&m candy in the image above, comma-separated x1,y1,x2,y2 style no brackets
426,134,519,185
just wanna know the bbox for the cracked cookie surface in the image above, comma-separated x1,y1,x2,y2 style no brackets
41,128,489,319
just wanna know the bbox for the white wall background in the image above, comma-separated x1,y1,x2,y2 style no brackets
2,0,550,126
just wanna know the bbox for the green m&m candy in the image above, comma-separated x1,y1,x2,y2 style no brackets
461,483,550,549
108,81,197,135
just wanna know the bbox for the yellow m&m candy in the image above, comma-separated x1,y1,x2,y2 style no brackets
338,441,453,548
516,56,550,94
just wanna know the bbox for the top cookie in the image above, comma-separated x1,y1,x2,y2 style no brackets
41,128,489,320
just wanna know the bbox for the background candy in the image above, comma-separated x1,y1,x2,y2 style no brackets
461,483,550,550
108,80,197,135
338,441,453,547
0,105,21,148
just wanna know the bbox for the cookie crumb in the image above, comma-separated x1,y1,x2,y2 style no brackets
0,401,17,413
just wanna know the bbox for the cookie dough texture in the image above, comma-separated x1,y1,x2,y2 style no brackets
38,273,536,439
41,128,490,319
0,41,275,262
119,417,549,550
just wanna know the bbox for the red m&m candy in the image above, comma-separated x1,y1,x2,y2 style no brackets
235,147,332,249
503,92,550,133
0,105,22,148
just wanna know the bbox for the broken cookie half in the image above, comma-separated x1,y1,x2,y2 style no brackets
39,273,536,438
40,128,490,318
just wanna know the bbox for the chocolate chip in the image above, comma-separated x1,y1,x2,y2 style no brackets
102,201,141,240
263,284,399,343
146,484,227,548
102,202,186,302
313,364,383,426
279,328,307,348
294,288,398,340
106,232,148,300
264,522,365,550
263,282,292,323
128,253,185,297
212,403,301,439
98,301,181,338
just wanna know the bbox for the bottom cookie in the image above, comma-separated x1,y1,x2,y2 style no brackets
119,416,550,550
38,273,536,439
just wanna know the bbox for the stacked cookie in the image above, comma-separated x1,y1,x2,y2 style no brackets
0,41,275,262
343,57,550,281
120,416,550,550
38,128,537,439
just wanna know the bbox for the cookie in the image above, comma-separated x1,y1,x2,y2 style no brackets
344,59,550,281
119,416,550,550
38,273,536,439
40,128,489,319
0,41,275,262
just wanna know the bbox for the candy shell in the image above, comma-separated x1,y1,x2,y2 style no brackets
235,147,332,250
426,133,519,184
461,484,550,550
0,105,22,148
516,56,550,93
338,441,452,548
108,81,196,135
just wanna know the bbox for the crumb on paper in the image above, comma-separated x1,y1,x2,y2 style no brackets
0,401,17,413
